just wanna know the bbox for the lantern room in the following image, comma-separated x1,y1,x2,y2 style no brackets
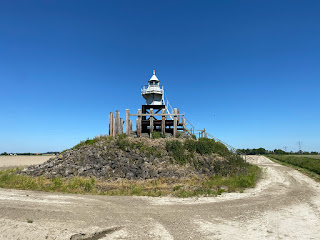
141,70,164,105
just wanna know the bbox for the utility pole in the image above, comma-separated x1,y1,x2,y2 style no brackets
284,146,287,152
298,141,302,154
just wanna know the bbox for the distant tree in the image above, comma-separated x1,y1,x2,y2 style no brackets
274,149,286,155
237,148,270,155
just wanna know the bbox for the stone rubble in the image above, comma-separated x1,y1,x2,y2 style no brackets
20,137,225,180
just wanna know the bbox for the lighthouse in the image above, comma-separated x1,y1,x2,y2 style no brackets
140,70,167,133
109,70,189,138
141,70,164,105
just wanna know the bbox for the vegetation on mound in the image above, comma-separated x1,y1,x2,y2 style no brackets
0,165,260,197
165,138,250,176
114,134,251,177
2,135,262,197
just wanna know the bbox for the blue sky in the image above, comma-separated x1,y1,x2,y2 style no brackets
0,0,319,153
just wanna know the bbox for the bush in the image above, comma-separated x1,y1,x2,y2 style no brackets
166,140,189,164
184,139,197,152
183,138,229,156
165,138,248,175
72,137,100,150
196,138,215,154
116,134,131,151
152,132,165,139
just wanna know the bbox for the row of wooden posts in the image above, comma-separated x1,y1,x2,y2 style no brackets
108,108,185,138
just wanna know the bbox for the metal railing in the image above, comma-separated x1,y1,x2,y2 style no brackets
141,85,164,95
163,93,174,120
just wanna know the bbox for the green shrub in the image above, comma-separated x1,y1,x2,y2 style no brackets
166,140,189,164
72,138,99,150
145,146,164,158
184,139,197,152
152,132,165,139
116,134,131,151
117,133,127,140
196,138,215,154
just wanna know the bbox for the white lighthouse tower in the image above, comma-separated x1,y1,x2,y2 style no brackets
141,70,164,105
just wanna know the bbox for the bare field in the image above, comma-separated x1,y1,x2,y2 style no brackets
0,155,52,169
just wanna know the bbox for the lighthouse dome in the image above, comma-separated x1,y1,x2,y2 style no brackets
148,70,160,82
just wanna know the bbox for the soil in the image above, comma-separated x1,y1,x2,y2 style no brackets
0,156,319,239
0,156,52,169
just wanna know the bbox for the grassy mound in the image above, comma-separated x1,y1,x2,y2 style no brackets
0,135,261,197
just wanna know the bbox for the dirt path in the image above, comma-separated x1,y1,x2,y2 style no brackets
0,156,319,239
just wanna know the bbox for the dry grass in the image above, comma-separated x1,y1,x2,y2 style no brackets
0,165,261,198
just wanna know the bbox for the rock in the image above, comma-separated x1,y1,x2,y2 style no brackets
19,137,229,180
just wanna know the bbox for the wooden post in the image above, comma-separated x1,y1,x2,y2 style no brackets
108,112,113,136
130,120,132,133
137,109,141,137
125,109,130,136
114,110,120,136
161,109,165,135
182,115,185,128
120,118,124,134
173,108,177,138
136,109,142,137
150,108,153,138
136,119,140,137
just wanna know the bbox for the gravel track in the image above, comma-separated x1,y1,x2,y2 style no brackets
0,156,319,239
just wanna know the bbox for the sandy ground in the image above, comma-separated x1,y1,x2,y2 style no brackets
0,155,53,169
0,156,319,240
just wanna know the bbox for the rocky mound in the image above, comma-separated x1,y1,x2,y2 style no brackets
21,135,247,180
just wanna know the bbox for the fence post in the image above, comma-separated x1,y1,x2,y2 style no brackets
120,118,124,134
125,109,130,136
161,109,165,135
137,109,141,137
182,115,186,128
114,110,120,136
173,108,177,138
150,108,153,138
109,112,113,136
130,120,132,133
